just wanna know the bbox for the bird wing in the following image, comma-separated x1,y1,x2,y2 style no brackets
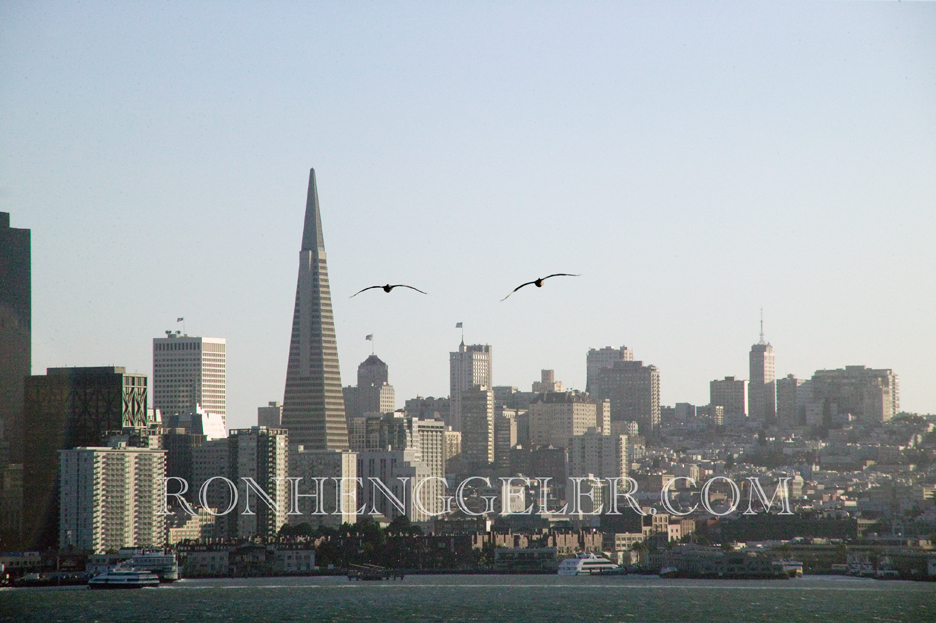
350,285,382,298
392,284,427,295
500,280,537,301
542,273,580,280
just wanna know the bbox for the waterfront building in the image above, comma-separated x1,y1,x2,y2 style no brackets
23,366,150,549
58,443,166,553
281,169,349,451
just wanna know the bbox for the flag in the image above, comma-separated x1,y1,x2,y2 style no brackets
365,334,373,341
177,317,184,322
455,322,463,328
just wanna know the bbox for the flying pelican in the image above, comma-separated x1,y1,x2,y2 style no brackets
500,273,580,301
350,284,427,298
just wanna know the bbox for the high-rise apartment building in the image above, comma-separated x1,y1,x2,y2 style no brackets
153,334,226,423
710,376,748,418
228,427,289,539
288,446,357,528
23,367,151,548
281,169,349,451
0,212,30,465
449,342,492,431
810,366,899,424
568,431,628,483
748,324,776,423
58,444,166,553
589,361,660,437
586,346,633,394
776,374,808,428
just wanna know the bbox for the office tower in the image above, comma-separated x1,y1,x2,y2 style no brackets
810,366,899,424
710,376,748,418
289,446,357,528
404,395,449,421
162,406,226,440
443,428,462,462
589,361,661,437
282,169,349,451
58,444,166,553
532,370,562,393
449,342,492,431
0,212,30,464
258,401,283,428
530,391,603,449
748,319,776,424
23,367,150,549
586,346,633,394
344,355,395,420
460,386,494,466
229,426,289,539
153,334,226,425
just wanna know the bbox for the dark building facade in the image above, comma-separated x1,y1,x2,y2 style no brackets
281,169,349,451
22,367,149,549
590,360,661,438
0,212,31,465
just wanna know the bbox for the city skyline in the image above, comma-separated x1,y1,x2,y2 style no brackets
1,4,934,430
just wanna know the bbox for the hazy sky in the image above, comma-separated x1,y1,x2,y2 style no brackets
2,2,934,431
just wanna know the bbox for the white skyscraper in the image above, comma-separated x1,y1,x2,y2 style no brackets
153,333,226,424
58,444,166,553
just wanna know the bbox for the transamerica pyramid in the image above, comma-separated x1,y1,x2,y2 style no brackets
281,169,349,450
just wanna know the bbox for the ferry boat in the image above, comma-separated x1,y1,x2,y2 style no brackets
124,552,180,582
88,569,160,589
557,553,619,576
780,560,803,578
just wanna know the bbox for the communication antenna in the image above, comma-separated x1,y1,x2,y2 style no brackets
759,308,766,345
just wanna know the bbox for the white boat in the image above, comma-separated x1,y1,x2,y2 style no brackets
88,569,160,589
557,553,619,576
124,552,180,582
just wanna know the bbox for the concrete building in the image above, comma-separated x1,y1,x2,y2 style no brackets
0,212,30,466
58,444,166,553
494,409,519,474
530,391,603,449
281,169,349,451
588,361,660,437
444,428,462,462
23,366,151,549
710,376,748,418
404,396,448,421
258,402,282,428
357,449,433,522
568,431,628,482
162,405,226,440
449,342,492,431
586,346,633,394
776,374,808,428
153,334,226,424
810,365,899,424
460,386,495,467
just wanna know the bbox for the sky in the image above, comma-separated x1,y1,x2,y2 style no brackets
1,2,934,431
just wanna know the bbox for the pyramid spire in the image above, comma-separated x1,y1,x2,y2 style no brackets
281,169,349,451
